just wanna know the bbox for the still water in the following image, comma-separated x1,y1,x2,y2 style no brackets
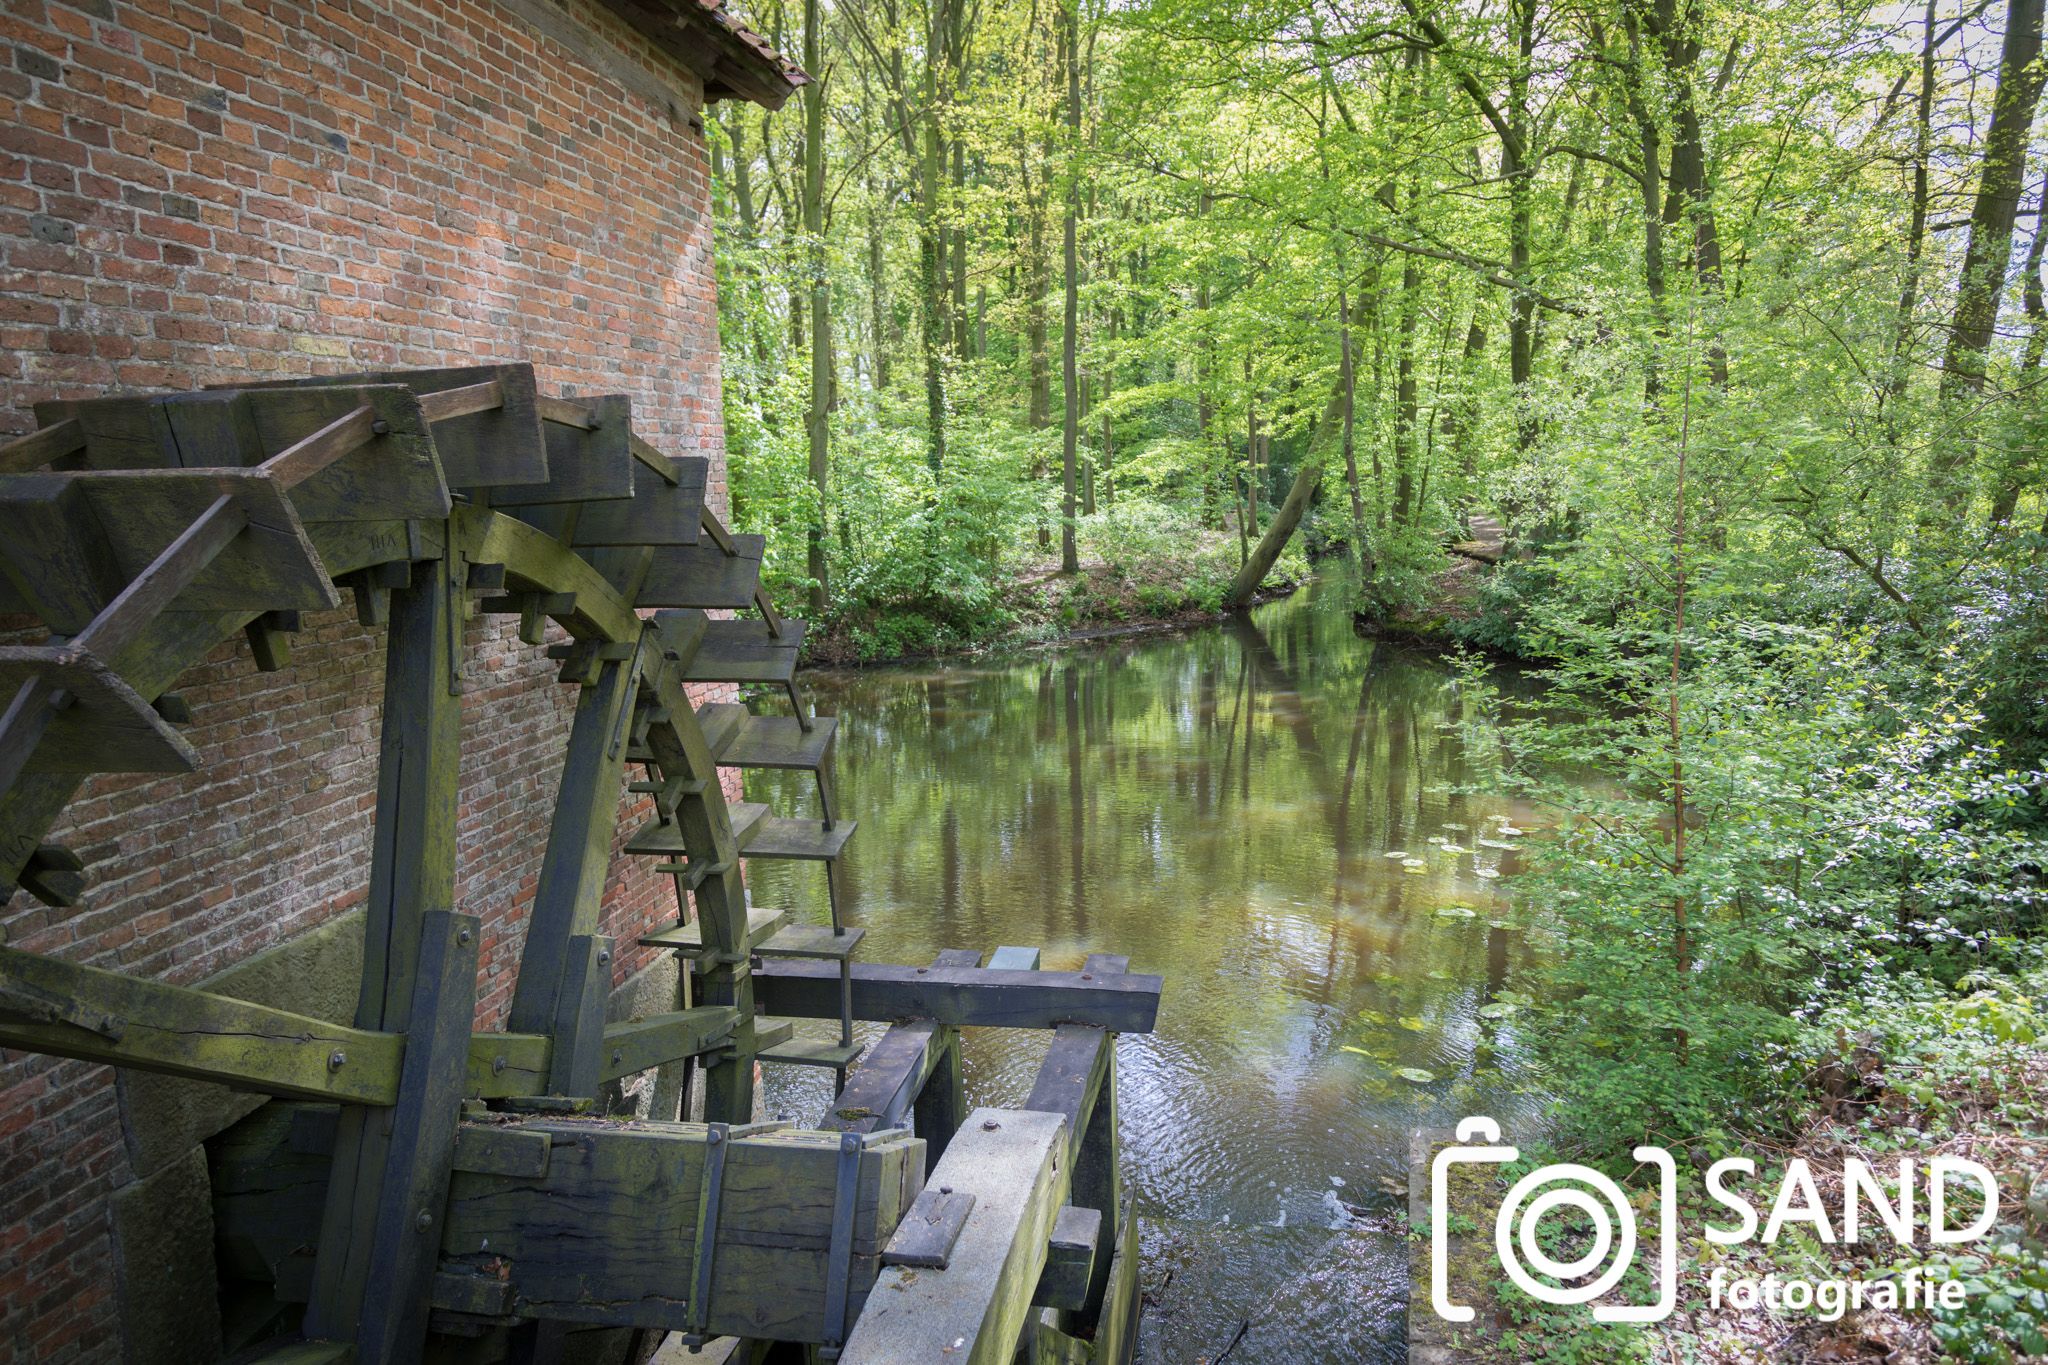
742,566,1554,1363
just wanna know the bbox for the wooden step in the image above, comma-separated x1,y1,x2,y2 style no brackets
750,1019,796,1054
640,905,792,957
754,925,863,961
740,816,856,862
697,704,836,770
223,363,547,489
757,1026,864,1070
491,393,634,504
0,469,339,634
628,536,765,609
29,385,453,524
624,801,769,855
677,618,807,685
505,453,707,545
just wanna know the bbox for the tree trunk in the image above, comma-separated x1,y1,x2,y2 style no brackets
802,0,830,613
1338,283,1368,568
1229,459,1322,605
1941,0,2048,405
1059,0,1081,573
1887,0,1937,404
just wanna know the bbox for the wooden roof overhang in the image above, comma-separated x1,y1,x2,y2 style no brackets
597,0,810,109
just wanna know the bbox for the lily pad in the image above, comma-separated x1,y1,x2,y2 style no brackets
1495,825,1525,837
1402,859,1427,873
1477,1002,1519,1020
1340,1044,1375,1056
1384,850,1410,859
1474,867,1501,879
1396,1067,1437,1084
1435,905,1478,919
1478,838,1517,850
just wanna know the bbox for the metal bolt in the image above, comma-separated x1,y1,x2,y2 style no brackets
1081,974,1093,981
598,950,612,966
415,1211,433,1233
982,1120,1000,1132
709,1129,725,1145
916,967,928,975
611,1050,624,1066
327,1050,347,1071
492,1056,507,1075
939,1185,953,1196
370,419,391,436
587,416,604,431
458,928,473,946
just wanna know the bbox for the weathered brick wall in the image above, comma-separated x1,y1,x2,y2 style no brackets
0,0,748,1357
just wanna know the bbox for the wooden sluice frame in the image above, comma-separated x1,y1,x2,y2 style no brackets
0,366,1160,1365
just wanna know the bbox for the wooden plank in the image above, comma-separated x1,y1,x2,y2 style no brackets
0,417,85,474
1024,1026,1110,1149
496,393,636,506
0,467,337,628
437,1120,925,1342
466,1030,551,1100
601,1006,740,1081
987,946,1043,972
823,1020,943,1135
629,537,765,609
627,801,768,855
452,1124,552,1179
741,815,855,862
1033,1206,1101,1310
676,618,806,685
839,1108,1069,1365
32,392,177,467
752,963,1163,1033
753,924,863,960
0,944,402,1103
505,446,706,540
880,1187,976,1268
641,905,790,954
233,364,546,488
714,713,836,771
1090,1200,1142,1365
0,646,198,778
46,386,452,523
311,911,480,1358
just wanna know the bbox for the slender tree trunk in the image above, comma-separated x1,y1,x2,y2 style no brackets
1941,0,2048,405
1887,0,1938,404
1339,283,1368,569
919,0,951,488
1059,0,1080,573
1230,461,1323,605
802,0,831,612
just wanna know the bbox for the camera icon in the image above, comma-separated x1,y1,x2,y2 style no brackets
1430,1117,1677,1324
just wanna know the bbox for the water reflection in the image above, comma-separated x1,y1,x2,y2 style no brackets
742,567,1552,1363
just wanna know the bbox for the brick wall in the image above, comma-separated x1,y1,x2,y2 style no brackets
0,0,750,1357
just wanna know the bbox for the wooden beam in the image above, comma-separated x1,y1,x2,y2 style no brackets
306,561,463,1353
839,1108,1070,1365
751,962,1162,1032
0,418,84,474
0,944,402,1103
256,403,377,490
599,1005,740,1082
416,378,504,424
438,1119,924,1341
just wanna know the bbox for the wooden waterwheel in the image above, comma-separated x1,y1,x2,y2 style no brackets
0,366,1156,1365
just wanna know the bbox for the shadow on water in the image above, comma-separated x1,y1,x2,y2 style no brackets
742,563,1556,1364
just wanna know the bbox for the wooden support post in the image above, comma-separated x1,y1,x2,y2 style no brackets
507,643,640,1097
915,949,979,1172
1021,951,1126,1334
307,910,479,1360
640,636,760,1123
306,557,462,1362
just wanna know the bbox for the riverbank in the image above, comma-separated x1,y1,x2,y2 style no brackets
802,529,1306,667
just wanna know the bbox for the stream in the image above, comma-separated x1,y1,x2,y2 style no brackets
742,564,1556,1363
